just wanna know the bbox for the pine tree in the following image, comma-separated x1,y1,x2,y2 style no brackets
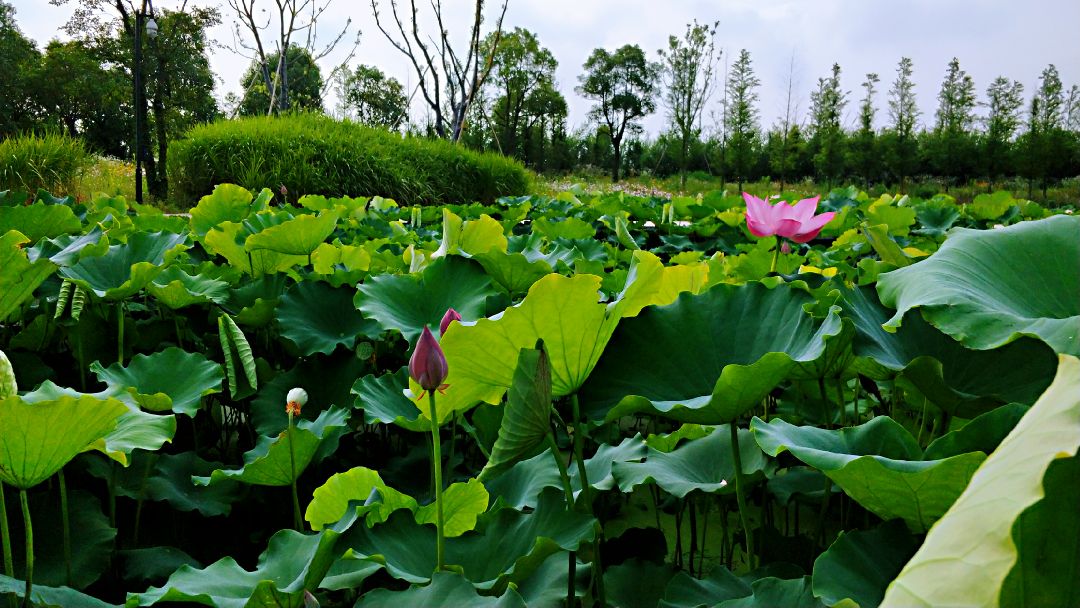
848,72,880,188
723,49,761,192
884,57,919,192
809,63,847,185
982,76,1024,189
926,58,977,190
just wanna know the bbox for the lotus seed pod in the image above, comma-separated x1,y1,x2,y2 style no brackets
355,341,375,360
0,348,17,398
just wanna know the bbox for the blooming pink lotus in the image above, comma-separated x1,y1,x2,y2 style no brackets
743,193,835,243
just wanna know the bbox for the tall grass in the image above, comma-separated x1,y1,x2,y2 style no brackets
168,114,531,207
0,133,92,195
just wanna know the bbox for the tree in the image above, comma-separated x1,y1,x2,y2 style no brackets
848,72,880,188
722,49,760,191
773,51,800,193
227,0,357,116
808,63,847,185
50,1,220,199
0,2,40,136
240,46,323,115
883,57,919,192
658,20,720,188
1019,64,1070,198
336,64,407,129
371,0,508,142
37,40,131,155
981,76,1024,189
925,58,977,189
1064,84,1080,132
484,28,558,160
577,44,660,182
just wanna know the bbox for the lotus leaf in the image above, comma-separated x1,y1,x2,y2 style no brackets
882,355,1080,606
878,215,1080,355
90,347,224,416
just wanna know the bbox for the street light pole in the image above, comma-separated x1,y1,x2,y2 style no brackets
133,0,156,203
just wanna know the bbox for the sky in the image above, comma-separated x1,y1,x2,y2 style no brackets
10,0,1080,136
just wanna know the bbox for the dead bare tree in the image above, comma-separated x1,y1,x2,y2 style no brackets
370,0,508,142
227,0,359,115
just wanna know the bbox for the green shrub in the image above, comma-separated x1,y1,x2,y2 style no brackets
168,114,530,206
0,133,92,195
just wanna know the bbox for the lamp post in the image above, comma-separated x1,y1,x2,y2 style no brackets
133,0,157,203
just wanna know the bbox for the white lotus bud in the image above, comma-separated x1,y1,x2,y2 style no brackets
285,387,308,416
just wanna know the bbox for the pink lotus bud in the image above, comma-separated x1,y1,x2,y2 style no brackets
409,327,448,392
439,308,462,336
780,241,792,254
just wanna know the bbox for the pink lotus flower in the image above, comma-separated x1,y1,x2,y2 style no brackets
743,193,836,243
409,326,449,393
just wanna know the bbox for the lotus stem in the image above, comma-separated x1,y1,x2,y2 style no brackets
58,469,71,586
770,241,782,274
729,422,756,570
132,453,157,547
287,412,302,532
427,391,445,572
0,482,14,608
117,302,124,365
18,490,32,608
570,394,604,607
545,433,577,608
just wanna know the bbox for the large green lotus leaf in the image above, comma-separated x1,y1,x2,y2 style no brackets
482,448,563,510
245,209,339,257
877,215,1080,355
352,367,428,432
20,380,176,466
193,407,350,487
751,416,986,532
432,208,508,258
923,402,1029,461
336,489,595,590
514,550,586,607
141,452,245,517
0,230,58,321
119,547,201,585
306,466,417,531
0,574,118,608
580,282,842,424
0,202,81,242
479,343,552,481
0,394,126,488
532,216,596,240
882,355,1080,607
355,255,497,344
90,347,224,416
356,572,525,607
430,251,696,422
659,566,752,608
203,214,307,276
1000,452,1080,606
147,266,230,309
717,577,824,608
132,527,339,608
276,280,380,356
5,488,115,590
612,426,767,498
59,231,187,300
26,225,108,267
415,478,490,537
188,184,269,237
811,520,919,608
841,284,1056,416
604,559,680,608
473,250,553,297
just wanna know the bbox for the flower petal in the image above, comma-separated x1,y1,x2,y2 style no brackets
790,196,821,223
790,212,836,243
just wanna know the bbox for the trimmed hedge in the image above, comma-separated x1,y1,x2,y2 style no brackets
0,133,92,195
168,114,530,206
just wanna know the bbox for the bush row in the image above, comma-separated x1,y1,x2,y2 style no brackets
167,114,530,206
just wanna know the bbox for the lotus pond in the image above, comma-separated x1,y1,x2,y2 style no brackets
0,185,1077,607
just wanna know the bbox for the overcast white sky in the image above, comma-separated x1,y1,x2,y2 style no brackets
10,0,1080,136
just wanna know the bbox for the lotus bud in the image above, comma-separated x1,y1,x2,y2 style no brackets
439,308,462,336
780,241,792,255
0,348,16,398
285,387,308,417
409,327,448,392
